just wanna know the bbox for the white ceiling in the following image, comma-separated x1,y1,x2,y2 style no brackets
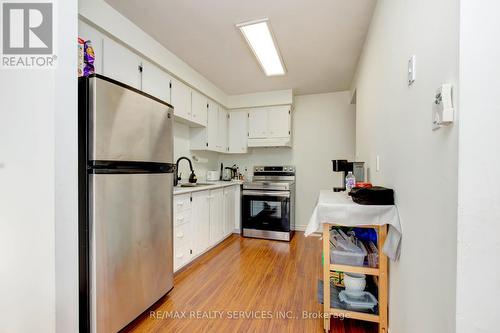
104,0,376,95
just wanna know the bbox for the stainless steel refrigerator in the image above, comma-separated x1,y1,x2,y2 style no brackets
78,74,174,333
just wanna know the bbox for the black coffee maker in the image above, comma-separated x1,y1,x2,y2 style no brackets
332,160,365,192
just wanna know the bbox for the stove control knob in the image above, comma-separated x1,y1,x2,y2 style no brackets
284,167,288,171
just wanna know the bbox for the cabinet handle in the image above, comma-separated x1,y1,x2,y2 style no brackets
176,232,184,238
176,253,183,259
177,216,185,221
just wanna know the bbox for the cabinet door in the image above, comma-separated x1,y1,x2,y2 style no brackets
141,60,171,103
267,106,291,138
209,189,224,246
191,191,210,256
217,107,228,152
170,78,192,120
248,108,268,138
206,100,219,150
102,36,141,89
228,111,248,154
78,20,103,74
191,90,208,126
223,186,236,236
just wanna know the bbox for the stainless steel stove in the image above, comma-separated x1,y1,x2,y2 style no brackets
242,166,295,241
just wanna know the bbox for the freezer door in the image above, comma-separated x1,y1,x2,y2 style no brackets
89,76,173,163
89,173,173,333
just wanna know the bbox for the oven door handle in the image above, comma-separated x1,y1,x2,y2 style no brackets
242,190,290,198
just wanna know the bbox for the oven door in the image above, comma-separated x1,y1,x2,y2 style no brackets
242,190,291,232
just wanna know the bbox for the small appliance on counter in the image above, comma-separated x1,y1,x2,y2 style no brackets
223,165,238,181
332,160,365,192
206,170,220,182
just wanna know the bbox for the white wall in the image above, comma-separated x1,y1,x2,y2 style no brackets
352,0,459,332
456,1,500,332
219,91,355,230
55,0,79,331
227,89,294,109
0,1,79,332
174,122,219,181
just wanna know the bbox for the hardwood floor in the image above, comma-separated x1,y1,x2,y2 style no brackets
122,232,377,333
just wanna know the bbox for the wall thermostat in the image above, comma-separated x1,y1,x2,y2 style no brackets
432,84,454,130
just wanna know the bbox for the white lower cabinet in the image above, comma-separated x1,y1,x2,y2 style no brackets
191,190,210,256
173,185,239,272
209,188,224,246
223,186,236,235
173,194,192,271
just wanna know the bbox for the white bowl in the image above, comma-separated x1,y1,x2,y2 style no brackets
344,273,366,293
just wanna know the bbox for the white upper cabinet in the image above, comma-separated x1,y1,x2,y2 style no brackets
191,90,208,127
190,99,226,152
267,106,291,138
141,60,171,103
247,105,292,147
102,36,141,89
171,81,209,127
217,107,228,152
206,100,219,150
228,111,248,154
170,78,192,120
248,108,268,139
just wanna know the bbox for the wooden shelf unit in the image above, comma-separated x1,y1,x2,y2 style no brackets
323,223,388,333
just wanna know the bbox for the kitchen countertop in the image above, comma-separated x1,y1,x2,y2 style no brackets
173,180,243,195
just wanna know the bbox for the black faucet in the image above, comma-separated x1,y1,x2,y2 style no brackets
174,156,197,186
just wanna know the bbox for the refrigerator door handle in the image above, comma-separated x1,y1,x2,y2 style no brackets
89,161,176,174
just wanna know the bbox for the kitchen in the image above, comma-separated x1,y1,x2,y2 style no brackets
2,1,499,333
76,0,367,331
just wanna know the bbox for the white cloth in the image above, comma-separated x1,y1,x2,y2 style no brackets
305,190,402,261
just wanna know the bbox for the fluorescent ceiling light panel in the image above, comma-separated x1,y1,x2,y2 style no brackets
237,19,286,76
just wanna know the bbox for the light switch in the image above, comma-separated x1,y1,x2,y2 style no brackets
408,55,416,86
376,156,380,172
